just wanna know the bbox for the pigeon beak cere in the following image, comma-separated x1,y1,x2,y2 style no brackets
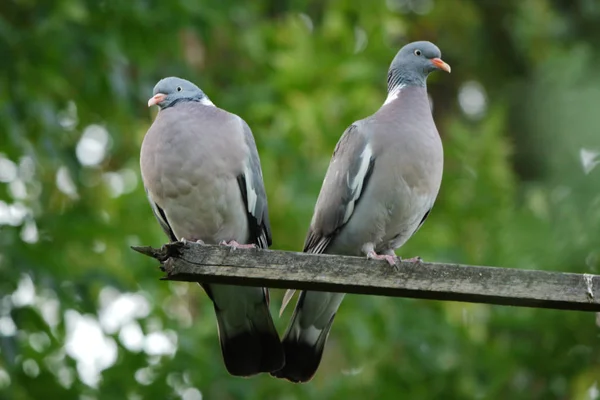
431,58,451,73
148,93,167,107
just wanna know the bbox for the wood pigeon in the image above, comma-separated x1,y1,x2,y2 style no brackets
140,77,284,377
272,41,450,383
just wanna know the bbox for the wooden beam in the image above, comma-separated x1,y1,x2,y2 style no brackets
132,241,600,312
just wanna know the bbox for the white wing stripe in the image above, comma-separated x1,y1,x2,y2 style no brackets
342,143,373,224
146,191,165,224
243,163,258,215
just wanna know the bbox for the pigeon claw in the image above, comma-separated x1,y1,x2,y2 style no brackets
404,256,422,264
219,240,256,250
367,250,399,271
179,238,205,245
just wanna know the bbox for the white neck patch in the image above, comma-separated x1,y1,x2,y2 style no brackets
383,84,405,106
200,97,215,107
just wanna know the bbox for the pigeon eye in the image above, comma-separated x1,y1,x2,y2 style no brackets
414,49,422,56
176,86,183,92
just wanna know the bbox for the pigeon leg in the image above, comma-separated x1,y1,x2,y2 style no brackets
404,256,422,264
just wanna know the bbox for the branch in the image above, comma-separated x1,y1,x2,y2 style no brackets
132,242,600,312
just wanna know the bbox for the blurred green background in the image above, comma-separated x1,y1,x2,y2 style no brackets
2,0,600,398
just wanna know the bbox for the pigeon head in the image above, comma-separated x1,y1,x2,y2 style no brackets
388,41,450,91
148,77,213,109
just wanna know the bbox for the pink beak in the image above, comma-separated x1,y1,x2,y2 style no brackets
431,58,451,73
148,93,167,107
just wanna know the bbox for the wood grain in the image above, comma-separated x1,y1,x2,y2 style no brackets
132,241,600,312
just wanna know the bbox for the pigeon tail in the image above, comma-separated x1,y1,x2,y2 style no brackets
271,291,345,383
207,284,285,376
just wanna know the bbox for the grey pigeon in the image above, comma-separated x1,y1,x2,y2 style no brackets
272,41,450,383
140,77,284,376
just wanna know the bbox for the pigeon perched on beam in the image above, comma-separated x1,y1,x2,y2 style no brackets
273,41,450,383
140,77,284,377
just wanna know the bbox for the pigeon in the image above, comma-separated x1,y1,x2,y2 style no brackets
140,77,284,377
272,41,450,383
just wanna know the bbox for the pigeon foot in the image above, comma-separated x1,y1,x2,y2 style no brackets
367,250,399,270
179,238,205,245
219,240,257,250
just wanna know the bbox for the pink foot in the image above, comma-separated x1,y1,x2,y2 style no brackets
219,240,256,250
367,250,399,269
403,256,422,264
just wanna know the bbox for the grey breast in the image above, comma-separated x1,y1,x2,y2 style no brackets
141,102,250,243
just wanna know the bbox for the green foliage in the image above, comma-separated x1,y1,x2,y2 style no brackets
1,0,600,399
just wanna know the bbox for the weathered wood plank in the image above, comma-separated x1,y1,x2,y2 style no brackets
132,241,600,312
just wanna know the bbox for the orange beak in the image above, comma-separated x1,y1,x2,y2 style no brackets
148,93,167,107
431,58,451,73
